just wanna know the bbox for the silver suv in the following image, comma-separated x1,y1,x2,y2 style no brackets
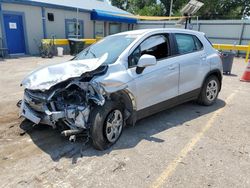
20,29,223,150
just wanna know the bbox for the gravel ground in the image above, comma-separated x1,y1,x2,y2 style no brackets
0,56,249,188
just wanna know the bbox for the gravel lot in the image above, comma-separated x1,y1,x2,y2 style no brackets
0,56,249,188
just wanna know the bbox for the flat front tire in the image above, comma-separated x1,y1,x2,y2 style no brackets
90,101,124,150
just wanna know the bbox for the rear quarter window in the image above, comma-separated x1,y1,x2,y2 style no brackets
204,35,213,46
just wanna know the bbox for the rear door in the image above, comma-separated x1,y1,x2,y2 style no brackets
174,33,209,95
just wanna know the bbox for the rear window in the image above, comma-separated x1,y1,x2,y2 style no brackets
175,33,203,54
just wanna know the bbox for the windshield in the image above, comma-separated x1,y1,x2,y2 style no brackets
74,34,138,64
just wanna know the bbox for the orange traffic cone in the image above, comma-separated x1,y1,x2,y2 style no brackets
240,60,250,82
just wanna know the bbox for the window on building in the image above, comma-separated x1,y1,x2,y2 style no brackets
47,13,54,21
95,22,104,38
175,34,203,54
129,35,170,67
109,23,121,35
65,19,83,38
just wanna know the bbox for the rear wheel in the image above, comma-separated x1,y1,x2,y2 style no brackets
90,101,124,150
197,75,220,106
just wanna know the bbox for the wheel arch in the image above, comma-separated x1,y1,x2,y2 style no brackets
202,69,222,91
110,89,137,126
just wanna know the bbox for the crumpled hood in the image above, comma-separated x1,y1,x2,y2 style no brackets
21,54,108,91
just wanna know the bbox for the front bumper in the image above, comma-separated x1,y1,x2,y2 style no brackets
20,101,41,124
20,90,90,129
20,100,68,126
20,89,68,126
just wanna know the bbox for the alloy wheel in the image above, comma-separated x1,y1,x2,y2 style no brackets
206,80,218,101
105,110,123,143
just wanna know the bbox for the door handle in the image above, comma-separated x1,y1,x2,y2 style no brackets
200,54,207,60
168,65,176,70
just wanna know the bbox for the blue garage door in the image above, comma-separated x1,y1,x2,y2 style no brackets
3,14,26,54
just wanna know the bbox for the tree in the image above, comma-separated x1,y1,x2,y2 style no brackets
110,0,128,10
196,0,250,19
128,0,165,16
135,3,165,16
110,0,165,16
159,0,186,16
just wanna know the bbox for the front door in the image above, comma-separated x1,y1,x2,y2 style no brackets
127,34,179,111
3,13,26,54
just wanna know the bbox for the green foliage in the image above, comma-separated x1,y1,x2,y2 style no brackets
136,4,165,16
110,0,127,9
159,0,186,16
128,0,165,16
110,0,250,19
197,0,250,19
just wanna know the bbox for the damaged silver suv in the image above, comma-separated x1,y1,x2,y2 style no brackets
20,29,222,150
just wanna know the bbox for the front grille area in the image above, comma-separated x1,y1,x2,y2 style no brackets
25,89,48,102
24,90,48,113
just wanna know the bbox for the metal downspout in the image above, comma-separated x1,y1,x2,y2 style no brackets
41,7,47,39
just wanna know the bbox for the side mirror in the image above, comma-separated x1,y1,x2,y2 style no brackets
136,54,157,74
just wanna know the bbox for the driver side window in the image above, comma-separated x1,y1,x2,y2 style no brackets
128,34,170,67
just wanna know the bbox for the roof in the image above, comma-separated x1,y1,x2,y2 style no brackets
22,0,132,15
117,28,204,36
116,29,150,36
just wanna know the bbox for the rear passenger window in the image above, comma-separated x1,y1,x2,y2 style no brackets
175,34,203,54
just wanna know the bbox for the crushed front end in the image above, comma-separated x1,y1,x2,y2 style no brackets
20,64,108,139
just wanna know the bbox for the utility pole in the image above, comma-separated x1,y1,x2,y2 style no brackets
169,0,173,16
76,8,79,39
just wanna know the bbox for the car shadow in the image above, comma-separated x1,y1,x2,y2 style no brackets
19,99,226,163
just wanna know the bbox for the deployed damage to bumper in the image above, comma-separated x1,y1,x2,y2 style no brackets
20,55,110,137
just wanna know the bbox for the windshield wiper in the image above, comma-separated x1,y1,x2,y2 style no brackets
89,50,96,58
85,48,96,58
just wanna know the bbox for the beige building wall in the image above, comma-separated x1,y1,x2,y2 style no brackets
44,8,94,39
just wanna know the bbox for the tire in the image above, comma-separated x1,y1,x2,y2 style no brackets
197,75,220,106
41,53,46,58
48,52,53,58
89,101,124,150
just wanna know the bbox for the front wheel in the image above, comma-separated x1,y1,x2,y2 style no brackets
90,101,124,150
197,75,220,106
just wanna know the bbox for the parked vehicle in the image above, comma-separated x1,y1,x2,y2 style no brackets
20,29,223,150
